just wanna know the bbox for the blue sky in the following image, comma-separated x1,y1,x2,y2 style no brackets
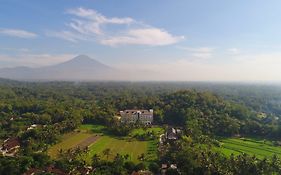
1,0,281,81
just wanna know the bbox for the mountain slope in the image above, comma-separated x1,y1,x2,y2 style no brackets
0,55,117,81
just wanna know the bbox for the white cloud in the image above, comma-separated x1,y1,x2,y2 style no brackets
46,30,86,42
191,52,213,59
100,28,184,46
48,7,183,46
178,46,215,59
67,7,135,25
179,47,214,53
0,28,37,38
68,19,102,35
66,7,135,36
227,48,240,54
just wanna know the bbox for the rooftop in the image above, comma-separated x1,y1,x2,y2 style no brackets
120,109,153,115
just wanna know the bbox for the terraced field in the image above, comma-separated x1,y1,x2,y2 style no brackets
218,138,281,159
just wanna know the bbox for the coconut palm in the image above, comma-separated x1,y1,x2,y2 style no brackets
102,148,111,160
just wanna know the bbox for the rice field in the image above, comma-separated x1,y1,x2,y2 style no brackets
218,137,281,159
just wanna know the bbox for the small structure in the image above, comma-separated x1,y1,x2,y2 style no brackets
131,170,153,175
77,166,93,175
23,165,67,175
0,137,20,156
23,168,42,175
161,163,178,175
27,124,38,131
170,164,177,169
166,128,181,141
161,164,168,175
45,165,67,175
120,109,153,125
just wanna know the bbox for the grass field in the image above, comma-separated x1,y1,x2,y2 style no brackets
48,124,163,163
85,136,148,163
48,132,93,158
78,124,106,133
217,138,281,159
84,126,163,163
130,127,164,137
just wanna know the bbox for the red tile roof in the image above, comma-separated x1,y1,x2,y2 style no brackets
3,137,20,150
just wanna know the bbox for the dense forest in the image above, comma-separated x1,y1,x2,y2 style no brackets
1,79,281,174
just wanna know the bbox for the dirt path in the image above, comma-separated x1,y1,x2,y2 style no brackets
77,135,100,149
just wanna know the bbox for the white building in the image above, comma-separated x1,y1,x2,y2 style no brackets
120,109,153,125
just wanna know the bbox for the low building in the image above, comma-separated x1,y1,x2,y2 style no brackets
27,124,38,131
0,137,20,156
23,168,42,175
120,109,153,125
131,170,153,175
23,165,67,175
166,128,181,141
161,163,178,175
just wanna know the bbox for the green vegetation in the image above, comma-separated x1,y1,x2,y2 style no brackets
86,136,147,163
2,81,281,174
86,126,163,163
130,127,164,137
47,124,163,163
48,132,93,158
78,124,106,133
217,137,281,158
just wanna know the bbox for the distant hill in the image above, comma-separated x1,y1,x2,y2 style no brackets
0,55,118,81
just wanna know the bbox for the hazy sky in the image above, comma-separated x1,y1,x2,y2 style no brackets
1,0,281,81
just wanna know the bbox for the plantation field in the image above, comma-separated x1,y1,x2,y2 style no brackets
218,138,281,159
48,124,162,163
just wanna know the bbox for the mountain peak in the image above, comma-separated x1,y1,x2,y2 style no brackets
60,55,103,66
72,54,92,61
0,54,117,80
52,55,113,71
68,55,96,63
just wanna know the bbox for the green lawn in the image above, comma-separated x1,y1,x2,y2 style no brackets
85,136,148,163
48,132,93,158
130,127,164,137
217,137,281,159
78,124,106,133
84,125,163,163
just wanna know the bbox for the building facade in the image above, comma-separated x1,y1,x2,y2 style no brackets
120,109,153,125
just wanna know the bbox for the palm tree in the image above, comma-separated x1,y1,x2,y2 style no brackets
124,154,130,161
92,154,100,167
138,153,145,161
103,148,111,160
